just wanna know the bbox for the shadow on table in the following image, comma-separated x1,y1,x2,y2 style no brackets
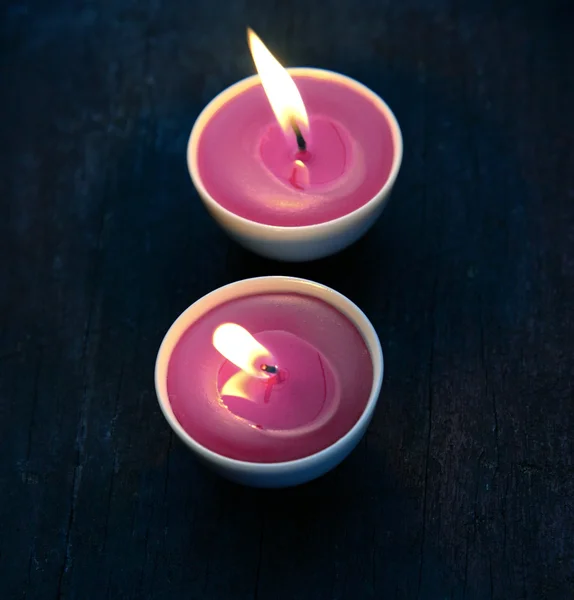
223,225,393,302
176,436,452,599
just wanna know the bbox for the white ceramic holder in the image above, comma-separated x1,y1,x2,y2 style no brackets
187,68,403,262
155,276,384,487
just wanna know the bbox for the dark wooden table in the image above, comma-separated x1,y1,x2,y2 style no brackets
1,0,573,598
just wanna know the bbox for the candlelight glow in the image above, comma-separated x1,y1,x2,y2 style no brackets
220,371,252,400
247,28,309,135
213,323,273,378
289,159,309,189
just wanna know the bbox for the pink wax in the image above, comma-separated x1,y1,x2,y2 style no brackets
166,292,373,463
197,74,395,227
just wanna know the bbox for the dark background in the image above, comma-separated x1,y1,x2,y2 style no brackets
1,0,573,598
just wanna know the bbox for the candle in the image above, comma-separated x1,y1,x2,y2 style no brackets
169,295,368,461
155,277,383,487
187,30,403,262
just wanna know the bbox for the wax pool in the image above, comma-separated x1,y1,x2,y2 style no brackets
197,74,395,227
166,293,373,463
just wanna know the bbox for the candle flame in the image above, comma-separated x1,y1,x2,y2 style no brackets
247,28,309,135
220,371,252,400
213,323,272,378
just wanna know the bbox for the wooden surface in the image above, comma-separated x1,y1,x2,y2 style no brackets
1,0,573,598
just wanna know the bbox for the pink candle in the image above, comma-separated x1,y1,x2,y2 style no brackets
166,292,373,463
188,30,403,261
198,76,395,227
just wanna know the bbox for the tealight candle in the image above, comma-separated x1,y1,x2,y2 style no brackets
187,30,403,261
155,277,383,487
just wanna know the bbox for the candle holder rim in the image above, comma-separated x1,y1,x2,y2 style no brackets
155,275,384,473
187,67,403,238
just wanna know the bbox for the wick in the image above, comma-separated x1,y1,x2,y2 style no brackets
263,377,273,404
290,118,307,152
261,364,278,375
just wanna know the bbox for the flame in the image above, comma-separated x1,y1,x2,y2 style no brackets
247,28,309,134
213,323,272,378
220,371,252,400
